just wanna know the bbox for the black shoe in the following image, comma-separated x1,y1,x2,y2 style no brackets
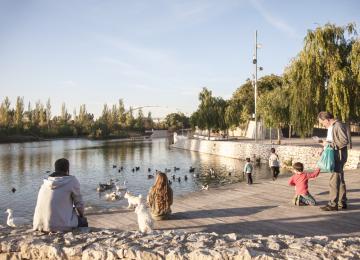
338,204,347,210
320,205,338,211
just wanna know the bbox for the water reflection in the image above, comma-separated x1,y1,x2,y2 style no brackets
0,138,286,223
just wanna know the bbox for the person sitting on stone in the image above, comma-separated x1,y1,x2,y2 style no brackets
147,171,173,220
288,162,320,206
33,158,86,232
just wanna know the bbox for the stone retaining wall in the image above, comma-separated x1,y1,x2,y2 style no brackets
1,226,359,260
172,136,360,170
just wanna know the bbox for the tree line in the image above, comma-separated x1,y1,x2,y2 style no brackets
0,97,190,139
190,23,360,139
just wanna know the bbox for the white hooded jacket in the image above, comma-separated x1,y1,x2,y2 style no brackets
33,175,84,232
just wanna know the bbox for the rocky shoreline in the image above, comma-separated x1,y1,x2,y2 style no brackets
0,225,359,260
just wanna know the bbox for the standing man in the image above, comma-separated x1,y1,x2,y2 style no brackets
318,111,350,211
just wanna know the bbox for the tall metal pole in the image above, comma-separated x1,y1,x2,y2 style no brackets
254,30,258,142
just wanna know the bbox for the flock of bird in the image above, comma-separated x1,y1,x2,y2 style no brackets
95,164,216,202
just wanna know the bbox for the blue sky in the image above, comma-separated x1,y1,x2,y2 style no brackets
0,0,359,119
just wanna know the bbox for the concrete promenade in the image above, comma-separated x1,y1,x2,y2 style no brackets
88,168,360,238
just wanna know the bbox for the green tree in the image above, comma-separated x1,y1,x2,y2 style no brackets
125,107,135,128
60,102,71,123
257,87,290,143
213,97,228,134
118,99,126,127
46,98,51,129
196,87,216,138
143,112,154,130
227,75,283,126
165,112,189,130
134,108,144,130
0,97,11,129
14,97,24,130
285,23,359,136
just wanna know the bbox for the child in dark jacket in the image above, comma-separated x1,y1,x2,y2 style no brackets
288,162,320,206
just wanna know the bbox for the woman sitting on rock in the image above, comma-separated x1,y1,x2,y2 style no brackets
147,171,173,220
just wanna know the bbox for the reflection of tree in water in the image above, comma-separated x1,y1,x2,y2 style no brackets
18,146,25,174
0,150,13,183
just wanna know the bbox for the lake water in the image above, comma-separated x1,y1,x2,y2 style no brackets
0,138,281,223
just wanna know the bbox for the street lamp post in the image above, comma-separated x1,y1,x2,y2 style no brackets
252,30,263,143
253,30,258,142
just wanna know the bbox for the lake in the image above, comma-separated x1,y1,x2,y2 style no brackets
0,138,281,223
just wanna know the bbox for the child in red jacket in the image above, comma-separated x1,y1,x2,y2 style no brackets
289,162,320,206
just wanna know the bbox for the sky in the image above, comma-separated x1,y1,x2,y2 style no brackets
0,0,359,119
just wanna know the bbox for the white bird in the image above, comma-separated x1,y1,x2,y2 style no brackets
201,185,209,191
104,192,120,201
115,180,127,192
5,209,30,227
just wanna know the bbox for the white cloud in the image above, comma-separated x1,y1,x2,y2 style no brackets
250,0,300,39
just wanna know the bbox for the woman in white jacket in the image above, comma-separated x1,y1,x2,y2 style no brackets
33,158,85,232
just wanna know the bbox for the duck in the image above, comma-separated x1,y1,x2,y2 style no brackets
165,168,171,173
184,175,188,181
5,209,30,227
107,179,115,186
135,166,140,171
118,169,122,173
148,168,151,172
11,187,16,193
172,175,176,180
168,180,172,185
105,192,120,201
147,174,154,179
174,167,180,171
201,185,209,191
120,166,124,171
189,167,195,173
113,165,117,168
132,168,135,172
177,177,181,182
96,182,113,192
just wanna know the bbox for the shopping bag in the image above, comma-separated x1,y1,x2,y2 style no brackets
316,144,335,172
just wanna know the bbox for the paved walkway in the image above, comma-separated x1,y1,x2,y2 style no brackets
88,169,360,238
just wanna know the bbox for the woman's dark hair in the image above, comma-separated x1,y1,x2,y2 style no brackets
271,148,276,153
292,162,304,172
318,111,334,120
55,158,70,173
246,158,250,162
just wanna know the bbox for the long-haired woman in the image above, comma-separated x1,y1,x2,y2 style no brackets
147,172,173,220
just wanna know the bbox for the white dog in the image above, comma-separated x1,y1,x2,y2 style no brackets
134,202,153,233
124,192,142,209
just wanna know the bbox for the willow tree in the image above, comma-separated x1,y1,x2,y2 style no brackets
285,23,359,136
350,38,360,120
194,88,216,139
